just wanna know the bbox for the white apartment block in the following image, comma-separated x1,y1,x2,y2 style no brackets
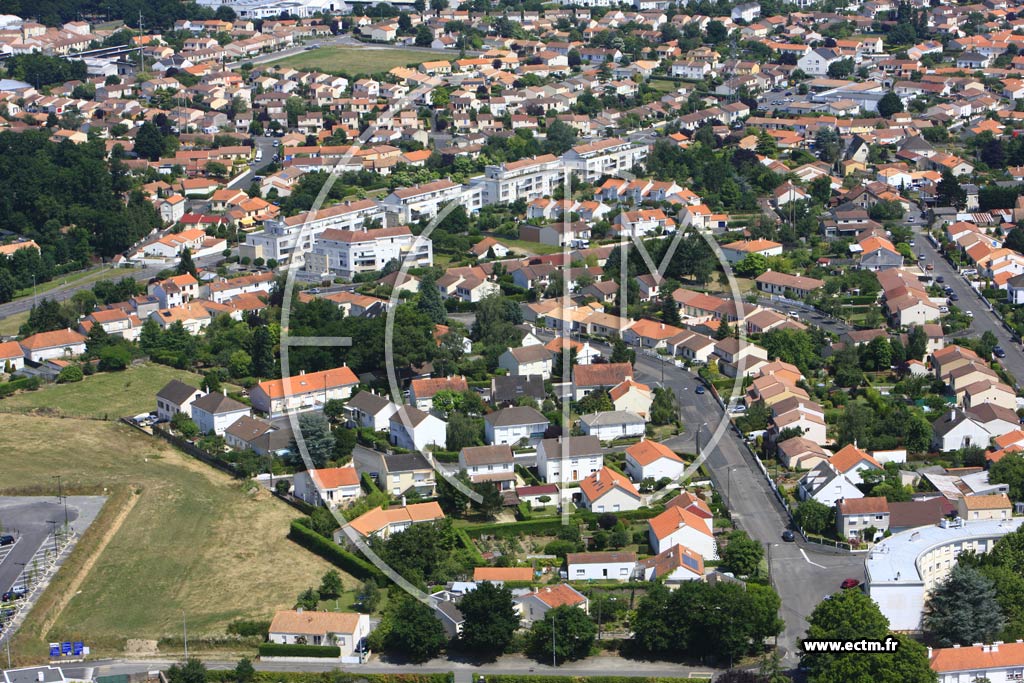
243,199,386,263
562,138,649,183
476,154,564,205
382,179,482,223
305,226,432,279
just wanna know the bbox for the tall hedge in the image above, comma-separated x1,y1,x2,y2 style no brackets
455,526,485,564
257,643,340,658
288,519,385,582
463,518,563,539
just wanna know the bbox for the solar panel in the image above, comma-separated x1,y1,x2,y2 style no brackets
681,553,700,571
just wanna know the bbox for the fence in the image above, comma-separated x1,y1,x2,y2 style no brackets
149,423,241,478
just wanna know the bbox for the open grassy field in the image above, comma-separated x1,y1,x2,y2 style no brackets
1,414,351,659
0,363,235,420
269,46,449,75
0,310,28,336
489,238,565,256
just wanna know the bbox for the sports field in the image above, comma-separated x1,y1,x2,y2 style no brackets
270,46,448,75
1,414,350,659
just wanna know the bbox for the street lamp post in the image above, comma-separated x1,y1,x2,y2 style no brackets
551,613,556,668
46,521,59,554
183,610,189,660
52,475,68,527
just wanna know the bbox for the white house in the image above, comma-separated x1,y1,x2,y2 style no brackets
798,461,863,507
293,466,362,508
566,551,637,581
498,344,554,379
484,406,550,447
190,391,251,436
305,226,433,280
625,439,685,482
268,610,370,659
932,408,994,452
579,466,642,512
930,641,1024,683
514,584,588,624
648,505,718,558
635,544,705,584
389,406,446,452
18,328,87,362
250,366,360,417
0,341,24,373
537,436,603,483
345,391,398,431
459,444,515,490
155,379,204,423
579,410,646,441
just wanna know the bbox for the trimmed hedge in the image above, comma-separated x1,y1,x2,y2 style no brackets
257,643,340,658
516,501,533,520
455,526,485,564
288,519,385,582
463,518,563,539
481,676,710,683
209,673,452,683
360,472,383,496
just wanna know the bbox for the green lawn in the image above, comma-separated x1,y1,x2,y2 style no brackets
12,266,116,300
0,310,28,336
269,46,450,75
2,414,348,659
0,363,235,420
490,238,565,256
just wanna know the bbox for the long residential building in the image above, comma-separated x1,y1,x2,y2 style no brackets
475,154,564,205
243,199,386,263
562,138,648,183
305,225,432,279
381,179,482,223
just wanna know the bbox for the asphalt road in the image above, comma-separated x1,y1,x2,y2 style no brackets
0,498,82,598
228,137,280,190
912,218,1024,387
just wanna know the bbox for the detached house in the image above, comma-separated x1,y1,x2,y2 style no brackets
19,328,86,362
190,392,251,436
567,551,637,581
648,505,717,559
268,610,370,659
484,406,550,447
345,391,398,431
498,344,554,379
459,444,515,491
515,584,588,624
625,439,685,482
389,405,446,452
251,366,360,417
579,466,642,512
837,496,890,541
537,435,603,483
293,466,362,508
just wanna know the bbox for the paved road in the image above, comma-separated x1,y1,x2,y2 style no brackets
912,218,1024,387
228,137,280,190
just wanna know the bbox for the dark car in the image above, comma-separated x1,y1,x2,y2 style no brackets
782,530,795,542
0,535,13,546
935,276,944,283
695,385,706,394
948,293,959,301
2,586,26,602
995,347,1007,359
840,578,861,590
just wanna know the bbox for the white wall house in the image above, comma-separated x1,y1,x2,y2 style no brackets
537,436,603,483
579,466,642,512
345,391,398,431
459,444,515,489
155,379,204,423
579,411,646,441
566,551,637,581
190,392,252,435
389,406,446,452
268,610,370,659
293,466,362,508
484,406,550,447
624,439,685,482
561,138,648,183
305,226,432,280
648,505,718,558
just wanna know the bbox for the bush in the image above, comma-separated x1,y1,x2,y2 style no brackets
517,501,533,520
56,365,84,383
288,519,385,582
544,539,578,557
257,643,340,658
226,619,270,637
463,518,564,539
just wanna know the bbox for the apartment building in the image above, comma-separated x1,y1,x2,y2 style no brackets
243,199,386,263
381,179,481,223
476,154,564,205
305,226,431,279
561,138,648,183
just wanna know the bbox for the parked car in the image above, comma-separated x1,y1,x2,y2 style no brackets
948,293,959,302
926,263,934,271
994,347,1006,359
935,276,944,283
695,385,706,394
0,535,13,546
2,586,27,602
840,578,861,590
782,530,795,542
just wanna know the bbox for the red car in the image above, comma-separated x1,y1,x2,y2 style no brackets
840,578,861,590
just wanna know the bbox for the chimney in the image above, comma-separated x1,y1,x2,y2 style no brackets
927,647,932,658
401,494,407,507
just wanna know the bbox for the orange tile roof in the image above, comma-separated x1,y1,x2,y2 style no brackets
648,505,712,541
930,641,1024,673
410,375,468,398
629,318,685,340
524,583,587,608
19,328,86,350
579,466,639,503
269,610,362,636
626,439,683,467
310,466,359,489
0,340,24,359
609,378,650,401
256,366,359,399
962,493,1011,510
665,491,712,518
473,567,533,582
838,496,889,515
347,502,444,536
830,444,881,473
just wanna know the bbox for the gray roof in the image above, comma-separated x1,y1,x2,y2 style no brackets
225,415,274,442
156,379,201,405
392,404,431,427
434,600,464,624
461,444,514,466
3,667,66,683
540,435,601,459
382,451,432,473
191,391,250,415
580,410,645,427
348,390,394,415
485,406,549,427
509,345,553,364
491,375,546,403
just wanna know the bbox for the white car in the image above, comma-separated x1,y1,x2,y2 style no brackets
965,310,974,317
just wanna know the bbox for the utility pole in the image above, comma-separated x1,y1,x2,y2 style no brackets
47,521,58,554
53,475,68,527
551,613,556,668
183,610,189,660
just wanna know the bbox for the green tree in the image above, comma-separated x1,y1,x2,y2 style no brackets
166,659,207,683
250,325,276,378
171,412,200,439
380,596,448,662
415,24,434,46
990,453,1024,503
650,387,677,425
134,121,167,161
295,587,319,610
661,293,682,326
228,349,252,378
417,274,447,324
794,499,834,535
318,570,344,599
233,658,254,683
720,530,764,577
446,412,483,451
924,564,1005,646
543,120,579,156
458,581,520,656
937,169,967,209
290,413,335,468
827,58,854,78
177,247,198,278
610,338,635,364
528,605,596,664
809,175,832,204
877,91,904,118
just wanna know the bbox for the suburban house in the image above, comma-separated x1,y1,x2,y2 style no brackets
345,391,398,431
515,584,589,624
798,460,863,507
409,376,469,411
484,406,550,446
572,362,634,400
648,505,717,558
579,466,642,513
498,345,554,379
635,544,705,585
536,435,603,483
625,439,686,482
155,379,204,423
490,375,546,406
837,496,890,541
343,501,445,539
0,341,24,372
776,436,830,470
189,392,251,435
268,610,370,659
932,408,993,452
389,405,446,452
293,466,362,508
610,379,654,419
224,415,279,453
566,551,637,581
474,567,534,584
828,444,883,485
929,641,1024,683
18,328,87,362
356,451,436,497
754,271,825,298
956,493,1012,522
250,366,360,417
579,410,646,440
459,444,515,491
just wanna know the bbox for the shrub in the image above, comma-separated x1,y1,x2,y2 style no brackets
257,643,340,658
56,365,84,383
226,619,270,637
288,519,384,582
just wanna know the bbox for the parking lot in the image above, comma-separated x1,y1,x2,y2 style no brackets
0,496,105,637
